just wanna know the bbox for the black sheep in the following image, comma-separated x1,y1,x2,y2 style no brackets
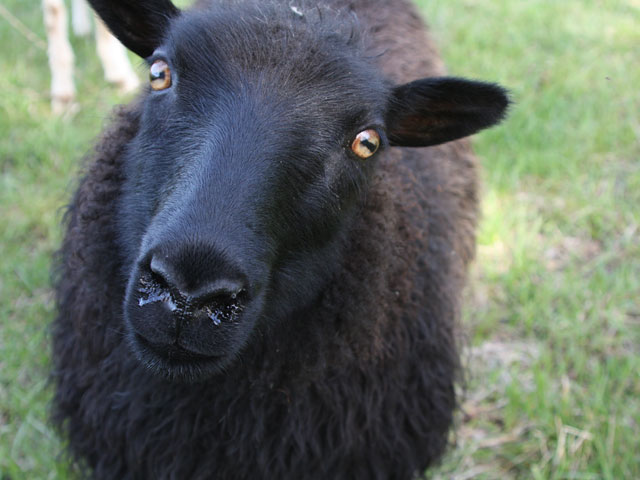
52,0,509,478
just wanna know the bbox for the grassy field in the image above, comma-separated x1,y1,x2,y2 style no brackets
1,0,638,478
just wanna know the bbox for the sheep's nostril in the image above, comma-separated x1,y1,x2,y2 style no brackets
138,272,177,310
141,254,247,326
189,281,247,326
200,292,246,326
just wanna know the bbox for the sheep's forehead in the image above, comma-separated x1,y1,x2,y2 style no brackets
164,4,386,104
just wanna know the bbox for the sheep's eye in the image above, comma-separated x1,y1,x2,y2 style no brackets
150,60,172,91
351,129,381,159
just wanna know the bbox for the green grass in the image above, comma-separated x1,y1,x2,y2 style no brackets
1,0,638,478
1,2,138,477
419,1,640,478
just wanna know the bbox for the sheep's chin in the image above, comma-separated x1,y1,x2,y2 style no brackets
128,333,235,383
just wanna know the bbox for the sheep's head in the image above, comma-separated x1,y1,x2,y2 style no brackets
89,0,509,382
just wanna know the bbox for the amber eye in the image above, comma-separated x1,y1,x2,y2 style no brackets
351,129,381,159
149,59,172,91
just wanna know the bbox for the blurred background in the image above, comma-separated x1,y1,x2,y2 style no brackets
0,0,638,478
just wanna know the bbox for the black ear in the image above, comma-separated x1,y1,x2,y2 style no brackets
385,77,510,147
87,0,180,58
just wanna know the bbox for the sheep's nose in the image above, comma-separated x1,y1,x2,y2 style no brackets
149,255,245,305
126,242,253,360
135,245,249,329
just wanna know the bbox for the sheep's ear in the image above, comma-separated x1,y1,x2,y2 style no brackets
385,77,510,147
87,0,180,58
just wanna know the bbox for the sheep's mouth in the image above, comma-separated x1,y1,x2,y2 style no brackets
132,333,228,381
135,334,218,362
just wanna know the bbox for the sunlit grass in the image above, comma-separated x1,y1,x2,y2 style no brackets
420,1,640,478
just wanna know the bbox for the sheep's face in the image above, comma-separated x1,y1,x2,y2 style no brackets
117,9,392,381
88,0,509,381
